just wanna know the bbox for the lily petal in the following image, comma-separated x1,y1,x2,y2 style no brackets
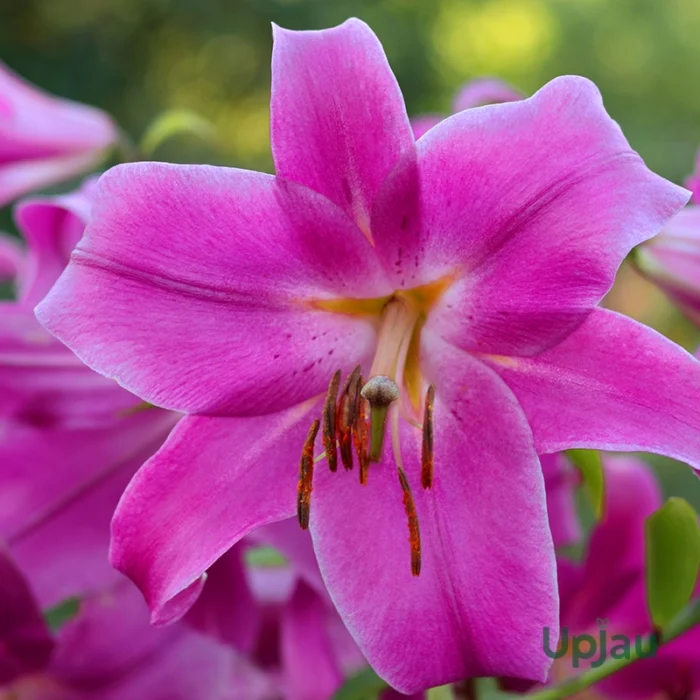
36,163,386,416
14,177,96,306
185,545,261,653
540,453,581,549
281,580,343,700
485,308,700,469
110,399,322,625
0,548,54,685
373,76,688,355
310,340,557,694
4,413,174,609
635,206,700,325
271,19,414,236
565,457,661,630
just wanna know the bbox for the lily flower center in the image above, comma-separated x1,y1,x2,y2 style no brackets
297,276,452,576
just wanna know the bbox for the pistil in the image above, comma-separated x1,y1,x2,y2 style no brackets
361,375,399,462
296,290,443,574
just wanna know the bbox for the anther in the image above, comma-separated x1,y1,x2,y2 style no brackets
337,366,361,471
353,375,370,485
297,419,320,530
397,467,422,576
361,376,399,462
322,370,341,472
421,385,435,489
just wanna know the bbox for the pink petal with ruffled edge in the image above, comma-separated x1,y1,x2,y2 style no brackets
372,76,689,356
485,308,700,469
270,19,414,236
310,339,557,694
110,398,323,625
37,162,387,416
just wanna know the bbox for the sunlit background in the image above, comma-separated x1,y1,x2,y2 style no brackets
2,0,700,506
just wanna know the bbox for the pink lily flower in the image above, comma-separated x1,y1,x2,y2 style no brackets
634,200,700,326
190,529,423,700
411,77,523,139
35,18,698,694
190,540,361,700
0,63,116,208
0,547,250,700
548,457,700,697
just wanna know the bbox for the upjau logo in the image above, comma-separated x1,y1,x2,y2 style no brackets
543,617,657,668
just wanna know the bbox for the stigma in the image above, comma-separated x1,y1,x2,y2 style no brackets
296,297,436,577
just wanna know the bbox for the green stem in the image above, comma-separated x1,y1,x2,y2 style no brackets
527,600,700,700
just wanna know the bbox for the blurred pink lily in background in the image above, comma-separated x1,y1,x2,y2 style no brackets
0,63,116,208
188,525,389,700
36,18,700,694
411,77,523,139
0,180,176,609
635,152,700,325
547,457,700,698
0,547,248,700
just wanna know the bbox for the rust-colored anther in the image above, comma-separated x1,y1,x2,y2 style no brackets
322,370,341,473
353,376,370,485
421,384,435,489
297,419,320,530
397,467,422,576
336,365,361,471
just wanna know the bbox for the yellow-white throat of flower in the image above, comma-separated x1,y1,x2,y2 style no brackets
297,280,451,577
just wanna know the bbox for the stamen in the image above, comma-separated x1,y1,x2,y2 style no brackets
297,419,320,530
354,376,370,485
397,466,422,576
361,375,399,462
322,370,341,472
337,366,361,471
421,385,435,489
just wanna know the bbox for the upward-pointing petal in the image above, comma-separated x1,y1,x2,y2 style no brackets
271,19,415,236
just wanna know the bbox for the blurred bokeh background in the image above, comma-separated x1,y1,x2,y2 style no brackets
2,0,700,506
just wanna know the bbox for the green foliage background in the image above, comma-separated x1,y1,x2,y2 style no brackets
2,0,699,180
1,0,700,509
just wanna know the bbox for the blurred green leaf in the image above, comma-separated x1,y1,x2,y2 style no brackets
333,668,387,700
140,109,216,157
566,449,605,518
244,545,287,568
646,497,700,631
44,596,80,632
427,685,455,699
